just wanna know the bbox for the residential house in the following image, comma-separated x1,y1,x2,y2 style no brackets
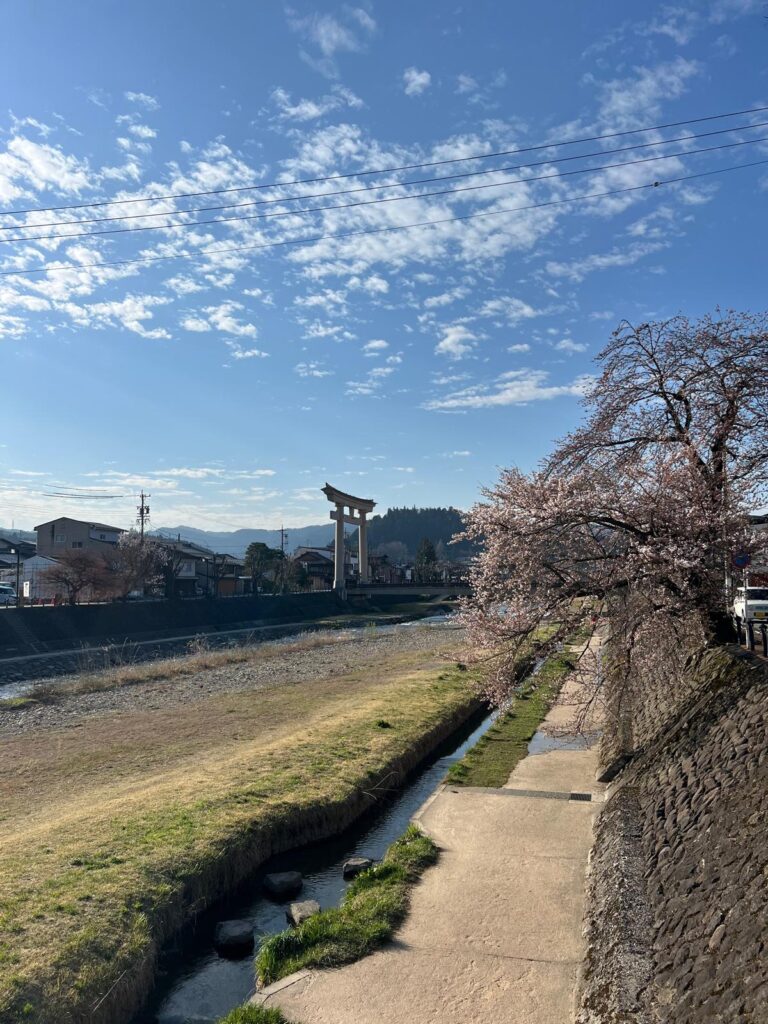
293,546,335,590
153,537,246,597
0,536,36,582
35,517,124,559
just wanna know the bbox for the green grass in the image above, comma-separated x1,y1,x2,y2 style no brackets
0,646,479,1024
256,825,438,987
445,651,576,788
217,1007,293,1024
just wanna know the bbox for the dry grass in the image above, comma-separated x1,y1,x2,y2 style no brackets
0,639,477,1024
1,629,357,706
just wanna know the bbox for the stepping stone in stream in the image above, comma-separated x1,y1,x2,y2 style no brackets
343,857,374,879
287,899,321,926
213,919,255,956
263,870,303,899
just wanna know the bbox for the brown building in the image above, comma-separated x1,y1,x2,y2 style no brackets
34,517,124,559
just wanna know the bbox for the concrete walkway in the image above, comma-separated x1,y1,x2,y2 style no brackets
258,653,604,1024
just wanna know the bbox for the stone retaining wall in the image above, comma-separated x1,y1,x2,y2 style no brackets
581,645,768,1024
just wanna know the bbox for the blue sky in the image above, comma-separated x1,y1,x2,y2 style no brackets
0,0,766,533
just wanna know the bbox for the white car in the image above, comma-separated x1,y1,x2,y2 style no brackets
0,583,17,606
732,586,768,626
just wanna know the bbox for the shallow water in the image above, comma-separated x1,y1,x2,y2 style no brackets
135,705,495,1024
527,729,600,755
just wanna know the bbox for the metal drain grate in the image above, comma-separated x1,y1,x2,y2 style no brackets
449,786,596,803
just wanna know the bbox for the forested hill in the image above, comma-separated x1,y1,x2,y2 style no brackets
367,507,474,560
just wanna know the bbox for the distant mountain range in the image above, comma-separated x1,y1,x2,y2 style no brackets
153,507,474,561
152,524,335,557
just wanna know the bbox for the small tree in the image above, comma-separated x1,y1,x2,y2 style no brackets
109,532,168,600
415,537,438,584
281,558,310,593
43,551,111,606
244,542,283,591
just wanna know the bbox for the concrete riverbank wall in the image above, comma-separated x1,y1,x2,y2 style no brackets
579,644,767,1024
0,591,439,655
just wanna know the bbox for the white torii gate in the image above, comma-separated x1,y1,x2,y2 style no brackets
322,483,376,595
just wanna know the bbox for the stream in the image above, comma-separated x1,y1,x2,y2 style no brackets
135,705,497,1024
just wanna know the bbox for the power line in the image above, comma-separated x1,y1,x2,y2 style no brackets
4,117,767,234
2,157,766,279
1,102,766,219
4,132,766,247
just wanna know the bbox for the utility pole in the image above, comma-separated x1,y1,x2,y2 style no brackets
278,525,288,593
11,548,20,607
137,491,151,541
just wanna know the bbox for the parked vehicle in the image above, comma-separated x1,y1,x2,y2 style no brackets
0,583,17,606
732,586,768,626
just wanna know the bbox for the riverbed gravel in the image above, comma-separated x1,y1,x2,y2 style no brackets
0,620,465,736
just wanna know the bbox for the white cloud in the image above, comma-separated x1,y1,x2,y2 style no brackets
435,325,477,360
403,68,432,96
288,8,375,67
363,339,389,356
349,7,377,32
478,296,540,325
295,289,347,314
642,8,701,44
78,293,171,339
424,286,468,309
595,57,700,128
181,301,259,338
295,361,333,378
127,123,157,139
303,322,345,339
225,341,269,360
348,273,389,294
456,74,478,95
271,85,363,121
181,315,210,332
555,339,588,353
507,343,531,353
424,370,592,410
545,242,668,283
124,91,160,110
0,135,92,204
442,450,472,457
165,275,205,296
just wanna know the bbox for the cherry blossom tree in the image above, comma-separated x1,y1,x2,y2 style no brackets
462,310,768,705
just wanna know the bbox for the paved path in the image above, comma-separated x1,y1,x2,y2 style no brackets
259,652,604,1024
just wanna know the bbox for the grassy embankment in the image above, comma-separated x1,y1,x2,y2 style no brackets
256,824,437,987
0,636,479,1024
445,649,576,787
